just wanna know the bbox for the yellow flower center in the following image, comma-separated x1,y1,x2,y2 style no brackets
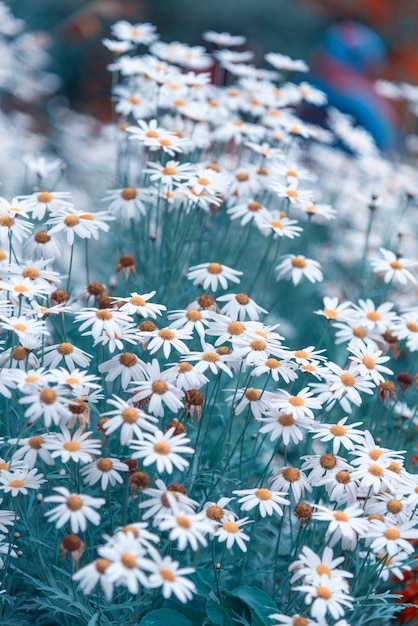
265,358,280,369
97,458,113,472
334,511,349,522
58,342,74,355
121,187,137,200
122,408,138,424
247,202,261,212
37,191,54,203
121,553,137,569
245,388,261,401
207,263,222,274
64,215,80,227
330,424,347,437
63,441,81,452
236,293,250,304
176,515,191,529
152,380,168,395
223,521,239,533
154,442,171,455
228,321,245,335
367,311,381,322
323,308,338,319
40,388,56,405
255,488,271,501
95,558,111,574
291,256,306,268
362,356,376,369
203,352,219,362
278,413,295,426
340,373,356,386
390,260,403,270
66,495,83,511
288,396,304,407
160,568,176,582
384,527,401,541
96,310,112,321
159,328,175,341
22,268,39,280
406,321,418,333
186,309,201,321
162,167,177,176
316,586,332,600
368,465,384,477
316,564,332,577
9,479,25,488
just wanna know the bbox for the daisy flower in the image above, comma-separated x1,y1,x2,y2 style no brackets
99,352,146,390
276,255,323,286
18,384,72,427
290,547,353,595
269,466,312,501
366,520,418,556
146,545,196,602
0,276,50,301
129,427,194,474
0,468,45,496
138,326,191,359
317,469,358,505
45,427,102,464
112,291,166,318
310,417,365,454
324,362,375,410
348,341,393,384
256,213,303,239
265,52,309,72
81,458,128,490
164,362,209,391
216,293,268,321
272,387,322,420
293,575,353,621
111,20,157,45
392,310,418,351
158,510,213,551
187,262,243,292
99,534,152,594
75,307,133,340
185,343,234,377
46,211,96,245
144,160,194,190
370,248,417,285
25,229,62,259
42,342,93,370
8,434,54,468
168,308,213,344
353,298,396,333
314,297,354,323
203,30,246,47
101,396,158,445
19,190,73,220
227,199,270,226
251,358,298,384
139,480,198,523
73,558,114,601
102,187,151,222
44,487,105,532
130,359,184,417
270,182,313,207
215,517,252,552
257,412,313,445
312,504,369,550
233,487,290,517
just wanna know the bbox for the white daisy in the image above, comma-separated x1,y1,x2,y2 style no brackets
44,487,105,532
129,427,194,474
233,487,290,517
187,262,243,291
276,255,323,286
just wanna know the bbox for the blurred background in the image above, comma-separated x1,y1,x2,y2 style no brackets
7,0,418,147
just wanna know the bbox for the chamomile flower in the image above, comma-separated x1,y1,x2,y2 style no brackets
8,434,54,468
256,213,303,239
102,187,150,221
215,516,252,552
75,307,133,340
354,298,396,333
73,557,114,601
0,468,45,496
80,458,128,489
272,387,322,420
101,396,158,445
129,427,194,474
111,20,158,45
99,352,146,390
265,52,309,72
370,248,417,285
19,190,73,220
45,427,102,464
44,487,105,532
269,466,312,501
185,343,234,377
310,417,365,454
366,519,418,556
251,358,298,383
276,255,323,286
42,342,92,370
139,479,198,522
257,412,313,445
312,504,369,550
293,575,353,621
130,359,184,417
112,291,166,318
348,341,393,384
289,545,353,588
216,293,267,321
187,262,243,291
314,297,354,323
233,487,290,517
139,326,191,359
167,308,212,344
18,384,72,427
164,362,209,391
99,534,152,594
24,230,62,259
146,545,196,602
158,509,213,551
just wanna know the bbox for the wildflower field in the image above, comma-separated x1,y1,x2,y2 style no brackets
0,5,417,626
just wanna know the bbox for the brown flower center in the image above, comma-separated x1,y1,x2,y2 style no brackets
207,262,222,274
66,495,83,511
282,467,300,482
291,256,306,268
40,388,56,405
159,328,175,341
154,442,171,455
122,408,138,424
97,458,113,472
152,380,168,395
330,424,346,437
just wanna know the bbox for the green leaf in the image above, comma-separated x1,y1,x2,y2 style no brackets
230,586,279,626
87,614,99,626
139,608,193,626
